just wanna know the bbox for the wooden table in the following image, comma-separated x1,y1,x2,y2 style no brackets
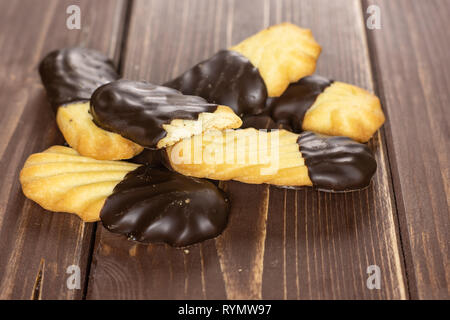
0,0,448,300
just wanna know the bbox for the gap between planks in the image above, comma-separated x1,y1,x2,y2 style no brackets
359,0,410,299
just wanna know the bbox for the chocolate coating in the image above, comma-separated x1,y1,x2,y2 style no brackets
165,50,268,116
130,149,164,167
100,166,230,247
91,80,218,149
39,47,118,111
298,131,377,192
267,75,333,132
241,114,292,131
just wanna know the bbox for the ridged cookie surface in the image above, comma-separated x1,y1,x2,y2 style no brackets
165,129,377,191
166,128,312,187
231,23,321,97
100,166,230,247
39,47,119,111
19,146,139,222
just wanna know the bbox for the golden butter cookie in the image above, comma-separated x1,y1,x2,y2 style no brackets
39,48,143,160
165,129,377,192
231,22,321,97
20,146,139,222
302,82,385,142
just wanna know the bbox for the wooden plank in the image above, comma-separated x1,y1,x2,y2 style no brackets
364,0,450,299
87,0,408,299
0,0,127,299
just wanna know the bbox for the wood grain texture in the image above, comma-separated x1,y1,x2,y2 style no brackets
364,0,450,299
87,0,408,299
0,0,127,299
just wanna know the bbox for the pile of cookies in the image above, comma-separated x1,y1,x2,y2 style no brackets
20,23,384,247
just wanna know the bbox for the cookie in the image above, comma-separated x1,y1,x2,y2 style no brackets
166,23,320,115
19,146,139,222
101,166,230,247
166,49,383,142
90,80,242,149
165,129,377,192
266,75,332,132
302,81,385,142
39,47,119,111
267,76,385,142
129,148,165,167
39,48,143,160
56,102,144,160
297,131,377,191
20,146,231,246
165,50,268,116
230,22,321,97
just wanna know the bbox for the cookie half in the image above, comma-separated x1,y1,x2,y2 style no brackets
90,80,242,149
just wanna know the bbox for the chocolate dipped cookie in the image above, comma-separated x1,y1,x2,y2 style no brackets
90,80,242,149
39,48,143,160
166,23,321,115
267,76,385,142
19,146,230,247
165,129,377,192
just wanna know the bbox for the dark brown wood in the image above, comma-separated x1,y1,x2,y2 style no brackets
0,0,127,299
87,0,408,299
364,0,450,299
